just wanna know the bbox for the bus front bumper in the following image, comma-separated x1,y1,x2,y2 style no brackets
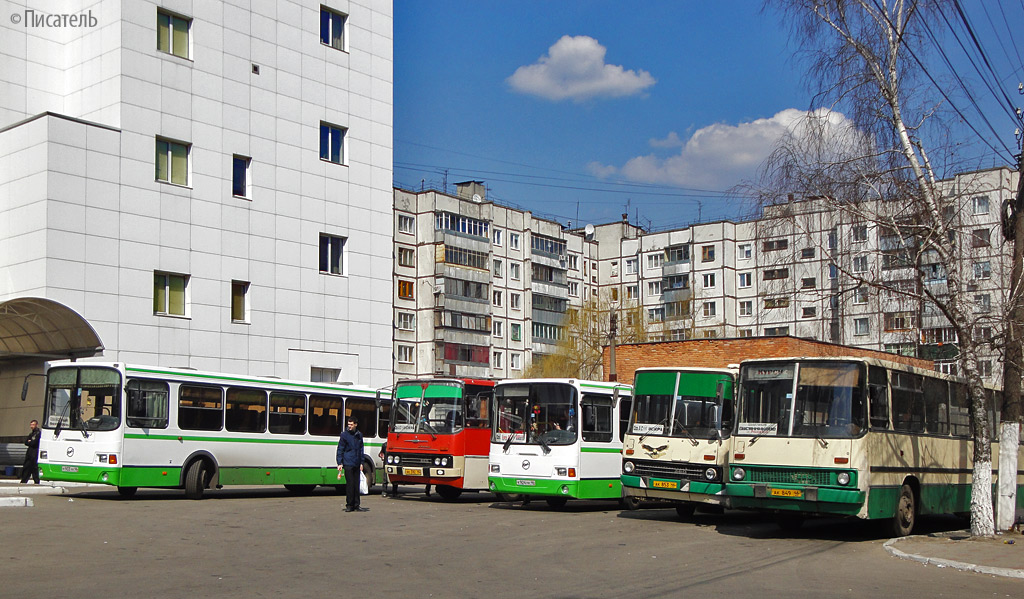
489,476,578,497
621,474,729,506
39,463,121,486
728,483,865,514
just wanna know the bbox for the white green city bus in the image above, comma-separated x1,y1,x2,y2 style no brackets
728,356,1024,535
32,363,390,498
620,367,737,517
488,379,632,507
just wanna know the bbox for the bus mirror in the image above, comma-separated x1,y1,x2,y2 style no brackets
20,373,45,402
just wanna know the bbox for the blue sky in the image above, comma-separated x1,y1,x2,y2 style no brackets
393,1,1023,229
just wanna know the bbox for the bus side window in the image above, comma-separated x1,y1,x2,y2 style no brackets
126,379,169,429
867,366,889,429
922,377,949,435
377,399,391,439
892,372,924,433
618,397,632,442
465,393,491,428
346,397,377,438
949,383,970,437
581,395,613,443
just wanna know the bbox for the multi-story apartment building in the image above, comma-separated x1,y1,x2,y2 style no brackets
0,1,394,438
396,166,1015,385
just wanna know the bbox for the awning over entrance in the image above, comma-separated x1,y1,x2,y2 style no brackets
0,298,103,361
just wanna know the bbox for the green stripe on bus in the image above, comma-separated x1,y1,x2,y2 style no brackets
42,464,381,488
489,476,622,500
580,447,623,453
125,367,391,397
578,382,631,391
124,433,383,448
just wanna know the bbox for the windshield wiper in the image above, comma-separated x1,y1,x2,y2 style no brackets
638,417,670,444
674,422,699,447
77,412,90,438
502,428,521,452
53,401,73,438
536,436,551,455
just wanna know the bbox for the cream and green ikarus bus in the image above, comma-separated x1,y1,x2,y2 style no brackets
620,367,737,517
728,356,1023,535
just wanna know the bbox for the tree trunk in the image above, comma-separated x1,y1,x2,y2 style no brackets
966,359,995,536
997,421,1021,530
997,162,1023,531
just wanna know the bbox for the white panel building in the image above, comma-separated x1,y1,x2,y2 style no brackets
0,0,393,438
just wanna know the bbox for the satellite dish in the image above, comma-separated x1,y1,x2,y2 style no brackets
584,224,595,240
471,193,482,203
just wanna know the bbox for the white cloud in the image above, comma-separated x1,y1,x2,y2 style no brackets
507,35,656,102
590,109,857,189
648,131,684,148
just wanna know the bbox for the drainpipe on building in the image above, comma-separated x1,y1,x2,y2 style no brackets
608,312,618,382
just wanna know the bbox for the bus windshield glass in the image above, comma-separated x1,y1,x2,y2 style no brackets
738,361,866,438
391,381,464,435
492,382,577,446
630,371,732,438
43,367,122,432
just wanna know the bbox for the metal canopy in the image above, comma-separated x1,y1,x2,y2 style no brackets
0,298,103,361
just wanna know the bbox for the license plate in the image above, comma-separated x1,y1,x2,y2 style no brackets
516,479,536,486
403,467,423,476
770,488,802,498
61,466,78,473
651,480,678,489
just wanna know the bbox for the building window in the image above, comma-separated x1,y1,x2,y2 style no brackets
829,263,838,279
156,138,189,186
853,287,868,304
853,255,868,273
974,261,991,279
232,155,251,198
310,367,340,383
648,307,664,322
398,247,415,268
626,285,639,300
738,244,752,259
625,258,638,275
764,297,789,309
493,259,503,278
493,321,503,338
493,229,503,246
398,214,415,234
854,318,870,336
231,281,249,323
665,274,689,290
154,272,189,317
319,234,346,275
665,245,690,263
320,7,347,51
397,345,414,364
764,326,789,336
568,281,579,297
852,225,868,242
319,122,346,164
802,277,816,289
647,253,664,269
763,268,789,281
702,273,716,288
648,281,662,296
739,329,753,338
702,302,716,317
738,272,752,288
979,360,993,377
972,195,990,214
610,287,619,302
509,262,521,280
493,351,503,369
701,245,715,262
509,233,520,250
398,280,414,300
397,312,415,330
510,323,522,342
510,353,522,370
510,293,521,310
157,10,190,59
739,300,752,316
971,228,991,248
800,247,816,259
610,261,619,277
884,312,916,331
762,239,788,252
974,294,991,313
493,291,503,307
444,246,488,270
801,306,817,318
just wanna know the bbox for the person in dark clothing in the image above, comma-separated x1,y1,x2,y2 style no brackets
21,419,40,484
336,417,365,512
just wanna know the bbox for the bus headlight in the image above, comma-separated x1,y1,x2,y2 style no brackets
386,455,393,464
837,472,851,486
704,468,717,481
39,451,48,460
393,455,400,464
442,456,451,467
623,461,634,474
556,467,567,476
490,464,500,473
434,457,442,466
732,467,746,481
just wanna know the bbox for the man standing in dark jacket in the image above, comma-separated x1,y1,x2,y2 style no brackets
21,419,40,484
336,417,365,512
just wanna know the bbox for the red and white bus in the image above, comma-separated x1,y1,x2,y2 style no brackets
383,378,495,499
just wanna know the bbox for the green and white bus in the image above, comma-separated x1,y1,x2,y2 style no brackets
34,362,390,499
488,379,632,507
620,367,737,517
728,356,1023,535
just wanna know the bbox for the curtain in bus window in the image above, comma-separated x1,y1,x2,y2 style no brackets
179,385,223,431
225,388,267,433
346,397,376,436
581,395,613,442
922,377,950,435
269,392,306,434
891,372,924,433
126,379,169,428
309,395,343,436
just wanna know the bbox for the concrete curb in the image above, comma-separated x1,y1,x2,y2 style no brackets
884,537,1024,579
0,496,34,507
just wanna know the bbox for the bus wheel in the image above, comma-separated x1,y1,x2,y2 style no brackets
117,486,138,498
184,460,209,500
891,483,916,537
495,493,524,503
284,484,316,495
621,496,641,511
675,504,696,519
435,485,462,500
776,513,804,532
545,496,569,509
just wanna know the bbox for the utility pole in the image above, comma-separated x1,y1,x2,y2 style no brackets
997,150,1024,531
608,312,618,382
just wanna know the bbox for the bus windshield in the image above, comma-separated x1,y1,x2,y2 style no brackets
630,371,732,439
492,382,577,446
43,367,122,432
391,382,465,435
739,361,866,439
